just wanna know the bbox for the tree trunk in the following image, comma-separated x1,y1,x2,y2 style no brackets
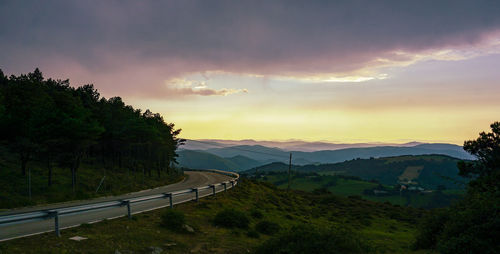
101,145,106,168
20,152,29,176
71,167,75,192
157,158,161,178
21,158,27,176
47,155,52,187
71,154,81,192
118,151,122,169
148,145,152,177
166,157,170,175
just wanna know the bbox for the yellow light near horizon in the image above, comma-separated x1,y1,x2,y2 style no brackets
171,106,498,145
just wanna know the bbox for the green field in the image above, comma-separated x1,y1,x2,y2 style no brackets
249,154,467,190
260,172,463,208
398,166,424,182
264,174,378,196
383,155,450,163
0,179,435,253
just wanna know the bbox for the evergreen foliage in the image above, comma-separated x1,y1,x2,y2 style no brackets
414,122,500,253
0,69,183,190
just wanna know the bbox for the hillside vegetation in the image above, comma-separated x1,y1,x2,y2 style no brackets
0,147,183,209
258,172,463,208
176,142,473,171
0,69,183,208
413,122,500,253
0,179,432,254
247,154,467,190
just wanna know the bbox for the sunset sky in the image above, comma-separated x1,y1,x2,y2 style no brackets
1,1,500,144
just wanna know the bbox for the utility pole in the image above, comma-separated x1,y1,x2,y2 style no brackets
287,153,292,191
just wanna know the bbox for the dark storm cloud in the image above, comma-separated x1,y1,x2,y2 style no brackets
1,0,500,96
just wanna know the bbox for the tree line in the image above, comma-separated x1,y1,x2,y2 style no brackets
414,122,500,253
0,68,184,190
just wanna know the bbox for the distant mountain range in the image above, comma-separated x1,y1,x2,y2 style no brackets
176,150,262,171
176,140,474,171
182,139,426,152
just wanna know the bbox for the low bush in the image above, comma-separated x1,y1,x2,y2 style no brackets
213,208,249,229
312,187,331,195
255,220,280,235
255,224,372,254
160,209,186,232
413,209,449,250
247,229,260,238
250,208,264,219
414,190,500,254
347,195,362,200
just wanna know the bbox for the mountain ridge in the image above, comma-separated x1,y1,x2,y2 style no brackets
177,142,474,172
182,139,432,152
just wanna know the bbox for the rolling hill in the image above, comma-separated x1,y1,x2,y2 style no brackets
177,142,474,175
176,150,262,171
258,171,463,208
245,154,468,189
194,143,473,166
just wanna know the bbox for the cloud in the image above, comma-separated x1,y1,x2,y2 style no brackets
164,78,248,97
1,0,500,96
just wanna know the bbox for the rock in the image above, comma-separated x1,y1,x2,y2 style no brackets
149,246,163,254
114,250,122,254
68,236,87,241
163,242,177,248
183,224,195,233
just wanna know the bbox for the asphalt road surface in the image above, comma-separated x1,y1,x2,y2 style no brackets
0,171,234,241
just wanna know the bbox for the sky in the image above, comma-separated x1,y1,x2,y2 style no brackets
1,0,500,145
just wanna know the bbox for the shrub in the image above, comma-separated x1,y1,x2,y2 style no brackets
214,208,249,229
160,209,186,232
312,187,331,195
347,195,362,200
437,191,499,254
255,220,280,235
413,209,449,250
250,208,264,219
255,224,372,254
247,229,260,238
414,185,500,254
319,195,344,205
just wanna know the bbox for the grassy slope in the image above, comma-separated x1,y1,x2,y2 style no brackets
249,154,466,189
261,173,462,208
0,149,183,209
0,179,434,254
264,174,378,196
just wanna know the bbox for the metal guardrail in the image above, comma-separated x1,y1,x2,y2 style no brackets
0,169,239,237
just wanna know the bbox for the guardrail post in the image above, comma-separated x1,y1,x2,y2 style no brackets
122,200,131,219
231,180,235,188
49,211,60,237
168,193,173,208
223,182,227,192
194,188,199,202
211,185,216,196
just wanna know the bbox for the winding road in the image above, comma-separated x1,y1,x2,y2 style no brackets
0,171,234,241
